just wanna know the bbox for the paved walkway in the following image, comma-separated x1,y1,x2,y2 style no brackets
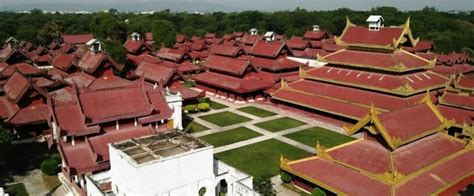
188,96,347,155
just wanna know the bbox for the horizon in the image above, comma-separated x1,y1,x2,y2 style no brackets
1,0,473,12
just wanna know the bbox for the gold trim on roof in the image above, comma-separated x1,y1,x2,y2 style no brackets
318,49,434,73
316,141,333,160
335,16,420,50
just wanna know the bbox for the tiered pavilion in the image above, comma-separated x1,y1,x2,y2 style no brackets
281,97,474,195
272,16,449,122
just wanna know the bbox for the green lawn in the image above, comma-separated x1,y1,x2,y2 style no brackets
284,127,355,148
5,183,28,196
199,127,262,147
210,101,228,110
199,111,251,127
237,106,276,118
254,117,306,132
215,139,312,179
182,116,209,133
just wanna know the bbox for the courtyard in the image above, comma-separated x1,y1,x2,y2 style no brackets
186,96,356,194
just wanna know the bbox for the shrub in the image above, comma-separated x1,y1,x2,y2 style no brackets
311,187,327,196
198,97,211,104
197,103,210,112
41,159,60,175
280,170,293,183
253,177,276,196
184,105,197,113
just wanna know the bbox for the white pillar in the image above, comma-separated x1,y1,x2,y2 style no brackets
134,118,138,127
71,137,75,146
116,120,119,130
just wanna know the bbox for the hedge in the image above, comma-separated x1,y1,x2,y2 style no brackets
41,158,60,175
197,103,210,111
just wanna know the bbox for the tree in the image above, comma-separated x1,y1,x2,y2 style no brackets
104,40,127,77
280,170,293,183
37,19,64,44
152,20,177,48
253,177,276,196
311,187,327,196
0,125,13,143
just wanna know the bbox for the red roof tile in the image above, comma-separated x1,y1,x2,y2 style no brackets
212,45,242,57
204,55,251,76
79,85,153,124
438,105,474,126
338,26,405,47
156,47,187,62
192,71,274,93
8,104,50,125
62,34,93,45
59,140,98,175
288,157,391,195
251,56,302,72
52,53,76,71
377,103,444,145
135,61,176,84
439,91,474,110
320,49,433,72
14,63,42,76
403,40,435,52
395,150,474,195
3,72,30,103
0,96,19,120
176,61,201,73
170,82,205,100
303,31,326,40
87,75,134,91
139,90,173,124
455,75,474,91
249,40,286,58
124,39,151,54
286,37,309,50
240,34,260,45
64,72,95,89
77,51,105,73
272,87,369,120
304,66,448,96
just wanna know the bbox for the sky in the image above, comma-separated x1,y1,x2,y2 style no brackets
0,0,472,12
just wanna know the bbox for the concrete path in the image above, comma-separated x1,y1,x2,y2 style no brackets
188,96,347,155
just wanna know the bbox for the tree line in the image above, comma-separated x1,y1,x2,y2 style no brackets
0,7,473,54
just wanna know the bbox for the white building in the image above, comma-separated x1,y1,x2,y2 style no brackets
86,131,257,196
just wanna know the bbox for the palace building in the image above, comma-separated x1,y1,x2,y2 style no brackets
281,97,474,195
271,16,448,122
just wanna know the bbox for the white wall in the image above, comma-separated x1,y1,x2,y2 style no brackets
166,93,183,130
110,146,215,195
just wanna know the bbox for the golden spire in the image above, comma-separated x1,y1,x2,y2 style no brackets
316,141,332,160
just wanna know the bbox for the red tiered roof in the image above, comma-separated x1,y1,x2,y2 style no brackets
204,55,251,76
438,105,474,126
288,157,391,195
286,37,309,50
250,40,286,58
192,71,275,93
52,53,76,71
303,66,448,96
303,31,326,40
59,125,155,175
62,34,93,45
0,96,19,120
403,40,435,52
273,79,430,114
87,75,134,91
212,45,242,57
337,24,411,48
64,72,95,89
135,61,176,84
175,34,186,43
320,49,433,72
3,72,30,103
439,91,474,110
79,85,153,124
283,101,474,195
454,75,474,91
156,47,187,62
240,34,260,45
124,40,151,54
376,103,446,148
250,56,302,72
8,104,50,125
77,51,123,74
